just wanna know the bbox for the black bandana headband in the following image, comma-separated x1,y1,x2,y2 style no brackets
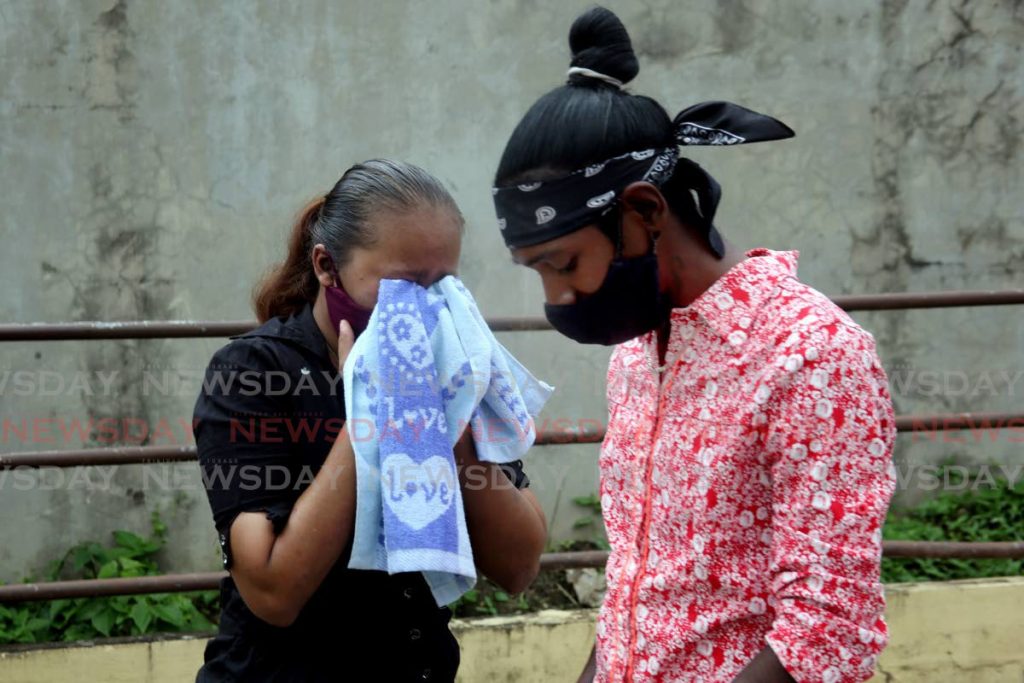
493,101,794,256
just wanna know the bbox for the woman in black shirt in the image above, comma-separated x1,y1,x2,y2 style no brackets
193,159,548,682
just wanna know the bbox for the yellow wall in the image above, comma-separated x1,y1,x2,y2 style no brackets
874,577,1024,682
1,578,1022,682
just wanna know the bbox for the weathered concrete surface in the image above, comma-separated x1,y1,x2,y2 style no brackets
1,1,1022,579
4,578,1024,682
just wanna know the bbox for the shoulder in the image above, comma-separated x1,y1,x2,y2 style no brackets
206,335,281,373
196,326,301,409
763,279,879,361
204,316,311,375
752,281,889,407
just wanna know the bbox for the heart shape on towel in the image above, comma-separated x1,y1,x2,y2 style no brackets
382,453,457,531
384,312,431,371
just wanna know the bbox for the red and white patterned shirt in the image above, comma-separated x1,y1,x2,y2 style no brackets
595,249,896,683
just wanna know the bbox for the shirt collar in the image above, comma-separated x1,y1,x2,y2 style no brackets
672,248,800,342
232,303,333,365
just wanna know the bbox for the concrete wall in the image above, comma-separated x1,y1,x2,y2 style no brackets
4,578,1024,682
1,1,1022,580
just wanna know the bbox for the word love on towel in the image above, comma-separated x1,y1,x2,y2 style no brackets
379,400,455,530
344,276,553,606
383,453,455,531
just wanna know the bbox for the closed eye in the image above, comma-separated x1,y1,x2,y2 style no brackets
556,257,578,275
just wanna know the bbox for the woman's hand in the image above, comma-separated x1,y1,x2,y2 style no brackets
454,433,547,594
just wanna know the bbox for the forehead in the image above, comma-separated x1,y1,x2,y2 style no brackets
370,205,462,264
511,225,606,264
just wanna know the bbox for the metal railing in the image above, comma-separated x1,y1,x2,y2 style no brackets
3,543,1023,604
2,289,1024,342
3,411,1024,469
1,288,1023,604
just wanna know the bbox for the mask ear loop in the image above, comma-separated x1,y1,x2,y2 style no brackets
322,252,343,289
596,203,626,259
600,202,660,259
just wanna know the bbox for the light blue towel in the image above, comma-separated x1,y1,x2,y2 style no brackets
343,276,553,606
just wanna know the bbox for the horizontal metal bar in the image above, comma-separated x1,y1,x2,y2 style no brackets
2,542,1022,603
881,541,1024,559
0,446,200,469
1,290,1022,342
0,572,223,603
892,411,1024,432
534,426,605,445
4,412,1022,469
0,427,608,469
831,289,1024,311
0,318,548,341
537,550,611,571
0,321,254,342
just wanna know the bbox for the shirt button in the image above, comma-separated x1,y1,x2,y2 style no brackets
409,628,422,641
403,587,415,600
421,668,432,680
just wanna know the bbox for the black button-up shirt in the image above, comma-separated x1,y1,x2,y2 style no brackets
193,304,527,682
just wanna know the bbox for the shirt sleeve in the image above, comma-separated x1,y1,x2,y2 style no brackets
761,323,896,683
192,338,301,570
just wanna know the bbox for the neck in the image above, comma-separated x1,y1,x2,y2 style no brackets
311,289,340,369
661,227,744,309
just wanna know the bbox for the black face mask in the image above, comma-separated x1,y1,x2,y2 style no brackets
544,215,671,346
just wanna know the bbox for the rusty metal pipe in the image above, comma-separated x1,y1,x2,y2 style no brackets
0,319,549,341
1,290,1023,342
831,289,1024,311
881,541,1024,559
893,411,1024,432
537,550,611,571
0,321,254,342
0,446,200,469
5,412,1024,469
0,572,225,603
2,543,1023,603
0,428,608,469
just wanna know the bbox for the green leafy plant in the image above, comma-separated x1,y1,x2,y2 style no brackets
571,493,603,530
568,494,611,551
0,512,218,644
7,473,1021,643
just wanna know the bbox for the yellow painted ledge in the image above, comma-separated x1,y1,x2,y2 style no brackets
450,608,597,682
873,576,1024,683
1,578,1022,682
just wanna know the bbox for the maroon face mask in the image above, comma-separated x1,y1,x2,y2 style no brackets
324,260,373,338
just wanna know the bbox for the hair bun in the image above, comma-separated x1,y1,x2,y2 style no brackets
568,7,639,87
